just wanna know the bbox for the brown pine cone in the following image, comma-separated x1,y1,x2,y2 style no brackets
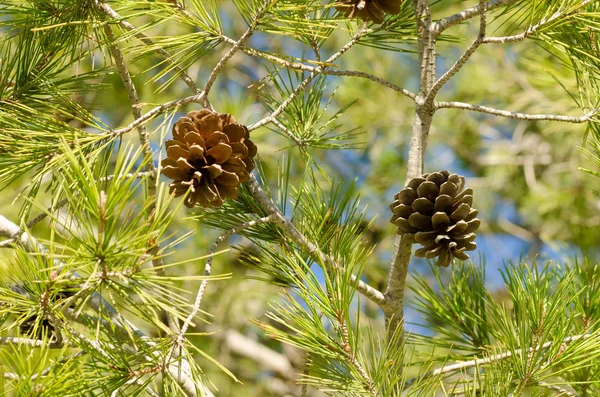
161,109,257,208
389,171,481,267
335,0,402,24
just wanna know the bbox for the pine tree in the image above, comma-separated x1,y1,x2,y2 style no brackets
1,0,600,396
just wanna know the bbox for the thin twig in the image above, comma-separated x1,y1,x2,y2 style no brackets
165,216,274,366
248,28,370,131
425,0,486,106
338,313,376,396
225,34,416,100
94,0,200,94
404,333,594,389
483,0,592,44
0,336,62,348
245,174,387,308
433,0,517,34
324,69,417,100
109,93,205,137
0,172,151,250
271,118,306,147
537,382,578,397
103,19,180,337
201,1,273,107
436,101,598,123
248,75,315,131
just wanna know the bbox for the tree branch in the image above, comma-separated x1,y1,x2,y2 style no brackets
102,18,181,337
404,333,595,389
433,0,517,34
537,382,578,397
225,33,416,100
245,174,387,308
436,101,598,123
483,0,592,44
425,0,486,106
200,2,272,108
271,118,306,147
0,213,204,396
248,27,371,131
107,4,271,136
385,0,435,341
0,337,62,348
110,94,205,137
165,216,275,366
324,69,417,100
94,0,201,94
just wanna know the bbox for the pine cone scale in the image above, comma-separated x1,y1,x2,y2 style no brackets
434,194,453,212
412,197,434,214
450,203,471,222
207,143,232,164
184,132,205,147
417,181,439,201
431,212,450,228
407,212,430,229
167,145,188,160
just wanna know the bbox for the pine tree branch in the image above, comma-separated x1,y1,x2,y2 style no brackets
110,28,408,137
537,382,578,397
337,313,376,396
1,172,151,250
102,20,180,336
425,0,486,106
248,27,371,131
200,1,273,108
93,0,201,94
385,0,435,341
324,69,417,100
0,337,62,348
108,3,272,135
482,0,592,44
436,101,598,123
433,0,517,34
248,74,314,131
272,118,306,146
404,333,594,389
165,216,275,366
245,174,387,308
110,93,205,137
222,35,416,100
0,215,149,339
0,214,204,396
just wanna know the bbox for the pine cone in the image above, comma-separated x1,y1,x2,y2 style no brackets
161,109,257,208
335,0,402,24
389,171,481,267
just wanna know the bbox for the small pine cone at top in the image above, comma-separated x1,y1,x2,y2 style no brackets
161,109,257,208
389,171,481,267
335,0,402,24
